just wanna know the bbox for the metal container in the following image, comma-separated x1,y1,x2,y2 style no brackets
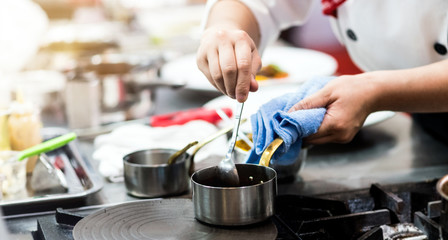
234,142,307,180
191,163,277,226
270,147,307,180
123,149,190,198
437,175,448,238
191,138,280,226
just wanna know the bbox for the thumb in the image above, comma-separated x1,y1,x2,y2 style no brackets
288,91,328,113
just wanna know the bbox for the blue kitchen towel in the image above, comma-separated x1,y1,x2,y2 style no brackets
246,76,335,165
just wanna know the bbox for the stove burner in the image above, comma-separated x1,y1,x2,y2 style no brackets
72,199,277,240
380,223,427,240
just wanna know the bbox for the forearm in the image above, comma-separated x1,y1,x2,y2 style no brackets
205,0,260,47
368,59,448,113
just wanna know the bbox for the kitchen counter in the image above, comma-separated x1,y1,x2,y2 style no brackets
80,87,448,204
4,87,448,239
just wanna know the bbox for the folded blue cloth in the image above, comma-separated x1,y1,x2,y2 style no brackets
246,76,334,165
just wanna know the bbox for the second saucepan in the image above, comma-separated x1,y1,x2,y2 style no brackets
123,148,190,198
123,122,242,198
191,137,284,226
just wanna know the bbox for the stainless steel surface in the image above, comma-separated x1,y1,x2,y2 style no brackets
191,164,277,226
5,87,448,239
437,175,448,233
218,102,243,187
32,154,68,190
270,147,307,179
123,149,190,198
0,128,102,209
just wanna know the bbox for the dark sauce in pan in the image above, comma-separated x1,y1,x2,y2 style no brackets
194,165,274,188
198,176,266,187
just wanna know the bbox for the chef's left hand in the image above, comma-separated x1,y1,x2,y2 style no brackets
288,74,376,144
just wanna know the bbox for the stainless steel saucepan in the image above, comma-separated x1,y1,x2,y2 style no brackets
122,122,244,198
191,137,284,226
123,148,190,198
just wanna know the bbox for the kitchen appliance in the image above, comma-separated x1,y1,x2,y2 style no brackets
5,179,444,239
72,199,277,240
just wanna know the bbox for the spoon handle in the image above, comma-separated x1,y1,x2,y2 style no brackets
224,102,244,161
17,132,77,161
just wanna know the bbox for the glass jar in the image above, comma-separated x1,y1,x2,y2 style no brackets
8,102,42,174
0,110,10,151
0,151,28,198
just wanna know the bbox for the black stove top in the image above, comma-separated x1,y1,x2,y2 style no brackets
9,179,442,240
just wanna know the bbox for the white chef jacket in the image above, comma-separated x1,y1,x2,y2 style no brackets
203,0,448,72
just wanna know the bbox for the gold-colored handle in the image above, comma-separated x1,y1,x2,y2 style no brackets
167,141,198,165
259,138,284,167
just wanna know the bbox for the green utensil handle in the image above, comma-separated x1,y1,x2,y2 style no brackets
17,132,77,161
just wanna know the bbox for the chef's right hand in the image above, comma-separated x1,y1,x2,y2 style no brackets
196,26,262,102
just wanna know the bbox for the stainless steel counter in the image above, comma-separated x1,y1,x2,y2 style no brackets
4,87,448,239
83,87,448,205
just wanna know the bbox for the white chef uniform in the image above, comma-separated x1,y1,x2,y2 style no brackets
203,0,448,72
202,0,448,143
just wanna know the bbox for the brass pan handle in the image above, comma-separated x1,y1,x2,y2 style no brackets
259,138,284,167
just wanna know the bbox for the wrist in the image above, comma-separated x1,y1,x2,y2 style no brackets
358,71,389,113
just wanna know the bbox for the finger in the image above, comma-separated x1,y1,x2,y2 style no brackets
288,90,328,113
234,41,253,102
304,134,336,145
207,49,226,94
250,48,261,92
304,130,331,142
196,53,218,90
249,74,259,92
218,42,238,98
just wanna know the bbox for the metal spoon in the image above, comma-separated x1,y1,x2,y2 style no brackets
218,102,244,187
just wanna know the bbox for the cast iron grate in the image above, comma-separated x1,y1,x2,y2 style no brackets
32,180,443,240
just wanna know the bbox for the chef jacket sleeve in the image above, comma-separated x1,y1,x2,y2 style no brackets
201,0,315,53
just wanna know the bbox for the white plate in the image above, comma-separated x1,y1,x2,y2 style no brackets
161,46,338,92
204,85,395,128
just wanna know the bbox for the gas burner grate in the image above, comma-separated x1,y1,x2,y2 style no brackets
32,208,85,240
29,180,444,240
274,181,442,240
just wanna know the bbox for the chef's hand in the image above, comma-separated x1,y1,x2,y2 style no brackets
288,74,376,144
196,25,261,102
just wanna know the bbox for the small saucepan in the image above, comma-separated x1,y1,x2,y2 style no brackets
123,124,240,198
191,138,283,226
123,149,191,198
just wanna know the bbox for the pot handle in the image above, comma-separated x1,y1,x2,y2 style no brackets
188,118,248,175
259,138,284,167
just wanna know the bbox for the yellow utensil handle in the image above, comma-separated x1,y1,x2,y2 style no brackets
259,138,284,167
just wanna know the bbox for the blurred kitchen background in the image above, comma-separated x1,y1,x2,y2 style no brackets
0,0,359,136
